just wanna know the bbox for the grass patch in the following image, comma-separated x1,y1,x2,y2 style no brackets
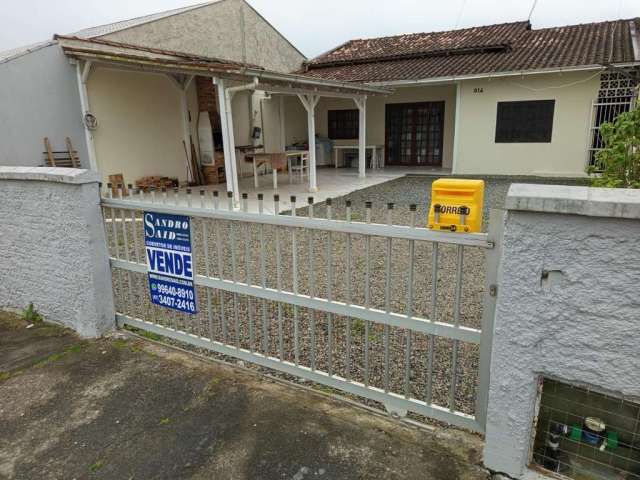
89,460,104,472
33,343,86,368
123,325,163,342
21,303,42,324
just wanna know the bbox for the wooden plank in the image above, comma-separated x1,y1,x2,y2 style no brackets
66,137,80,168
44,138,55,166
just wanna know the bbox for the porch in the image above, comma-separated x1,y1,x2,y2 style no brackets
207,166,450,213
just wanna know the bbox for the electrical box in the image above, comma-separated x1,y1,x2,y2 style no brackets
427,179,485,233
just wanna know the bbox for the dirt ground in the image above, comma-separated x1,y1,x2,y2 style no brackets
0,311,489,480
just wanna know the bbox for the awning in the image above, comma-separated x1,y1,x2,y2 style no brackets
55,35,391,97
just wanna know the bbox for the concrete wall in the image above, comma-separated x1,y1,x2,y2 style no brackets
0,167,115,338
483,184,640,478
0,44,89,168
99,0,305,73
456,71,600,177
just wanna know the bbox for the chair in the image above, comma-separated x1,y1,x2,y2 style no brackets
288,152,309,184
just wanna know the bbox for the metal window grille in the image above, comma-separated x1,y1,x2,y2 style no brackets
587,71,639,167
532,377,640,480
100,185,500,432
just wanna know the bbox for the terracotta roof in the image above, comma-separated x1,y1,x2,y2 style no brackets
303,19,640,83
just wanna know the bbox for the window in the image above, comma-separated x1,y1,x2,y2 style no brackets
495,100,555,143
328,109,359,139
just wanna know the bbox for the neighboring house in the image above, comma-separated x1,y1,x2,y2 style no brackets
0,0,307,184
2,7,640,192
300,19,640,177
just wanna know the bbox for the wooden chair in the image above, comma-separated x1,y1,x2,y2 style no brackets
288,152,309,184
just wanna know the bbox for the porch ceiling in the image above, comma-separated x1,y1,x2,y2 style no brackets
55,35,391,98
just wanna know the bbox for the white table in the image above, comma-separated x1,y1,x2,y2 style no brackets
333,145,385,169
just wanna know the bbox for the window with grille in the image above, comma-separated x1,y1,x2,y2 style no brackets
328,110,359,139
588,71,638,166
495,100,555,143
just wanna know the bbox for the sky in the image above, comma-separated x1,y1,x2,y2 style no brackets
1,0,638,57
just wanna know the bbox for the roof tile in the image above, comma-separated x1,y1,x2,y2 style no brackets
303,19,640,82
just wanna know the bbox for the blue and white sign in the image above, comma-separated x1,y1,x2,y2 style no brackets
144,211,197,314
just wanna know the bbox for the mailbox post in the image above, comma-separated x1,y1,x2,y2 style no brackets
428,179,485,233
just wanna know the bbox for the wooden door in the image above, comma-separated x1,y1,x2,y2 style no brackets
385,102,445,166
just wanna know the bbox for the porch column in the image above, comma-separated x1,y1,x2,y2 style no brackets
354,95,367,179
179,76,195,182
279,95,286,151
75,60,98,171
298,94,320,192
214,77,239,205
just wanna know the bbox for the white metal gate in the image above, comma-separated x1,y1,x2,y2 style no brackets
101,186,500,433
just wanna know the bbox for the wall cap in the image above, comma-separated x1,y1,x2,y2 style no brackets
0,167,99,184
506,183,640,220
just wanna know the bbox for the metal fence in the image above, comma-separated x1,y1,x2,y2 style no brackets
101,186,500,432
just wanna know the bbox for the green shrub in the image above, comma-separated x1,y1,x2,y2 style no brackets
587,99,640,188
21,303,42,323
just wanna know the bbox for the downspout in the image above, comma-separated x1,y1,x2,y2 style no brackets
224,78,259,205
75,60,98,171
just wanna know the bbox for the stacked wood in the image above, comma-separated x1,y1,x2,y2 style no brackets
42,137,80,168
135,176,178,191
108,174,128,196
202,165,225,185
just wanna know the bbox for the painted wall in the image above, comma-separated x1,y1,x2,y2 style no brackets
483,184,640,478
283,85,457,169
0,44,89,168
455,71,600,177
88,68,189,184
0,167,114,337
99,0,305,73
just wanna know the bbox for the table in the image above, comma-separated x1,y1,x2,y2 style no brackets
244,151,308,190
333,145,384,169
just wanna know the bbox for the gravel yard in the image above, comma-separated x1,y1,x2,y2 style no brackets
109,174,587,422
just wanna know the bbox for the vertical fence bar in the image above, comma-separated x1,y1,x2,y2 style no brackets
383,203,393,393
258,194,268,355
228,191,240,349
291,196,299,366
426,241,439,405
449,244,464,411
475,209,503,431
404,205,416,398
307,197,316,371
214,192,227,344
345,200,353,381
243,193,254,352
171,189,181,332
274,194,284,360
364,201,372,387
202,197,214,341
326,198,334,377
121,186,134,318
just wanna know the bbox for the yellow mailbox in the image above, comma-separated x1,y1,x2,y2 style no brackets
427,179,485,233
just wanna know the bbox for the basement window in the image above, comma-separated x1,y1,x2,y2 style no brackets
495,100,555,143
328,109,359,139
532,377,640,480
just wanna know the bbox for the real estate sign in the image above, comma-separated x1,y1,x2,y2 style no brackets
143,211,197,314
